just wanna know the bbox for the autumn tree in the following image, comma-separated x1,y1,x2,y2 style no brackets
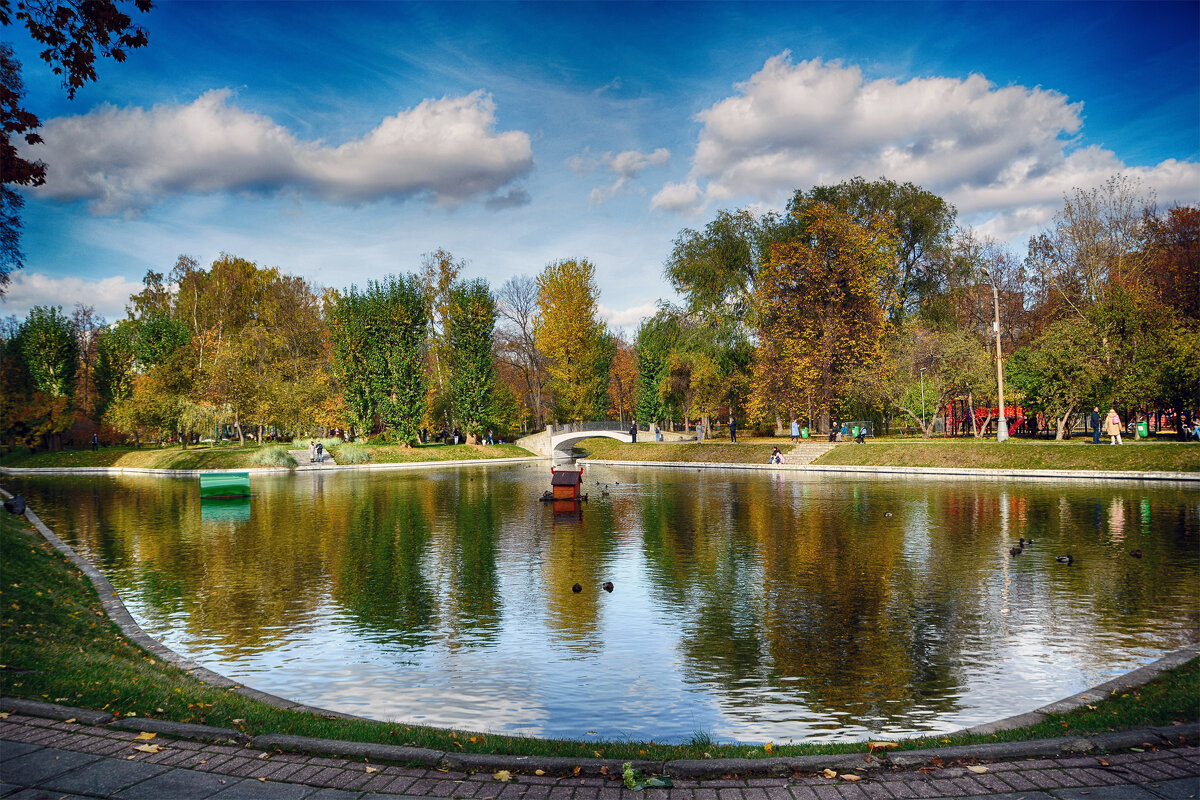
606,331,637,424
1144,205,1200,321
446,278,497,443
796,176,958,324
1007,320,1103,440
534,258,612,421
750,200,897,433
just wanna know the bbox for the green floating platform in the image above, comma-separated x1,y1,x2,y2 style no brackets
200,471,251,499
200,497,251,522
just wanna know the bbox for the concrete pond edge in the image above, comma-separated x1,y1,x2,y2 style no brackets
2,488,1198,780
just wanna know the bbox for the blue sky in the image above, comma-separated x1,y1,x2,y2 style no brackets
5,1,1198,327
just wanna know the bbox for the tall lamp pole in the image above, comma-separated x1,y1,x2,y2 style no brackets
919,367,926,430
981,267,1009,442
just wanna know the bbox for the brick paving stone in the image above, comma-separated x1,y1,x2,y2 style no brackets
747,778,788,788
1105,752,1140,764
707,780,746,789
671,780,701,789
251,761,300,781
174,751,213,769
897,780,941,799
692,788,718,800
765,787,795,800
451,780,483,797
548,786,574,800
1083,766,1136,785
571,785,600,800
357,773,400,794
331,769,371,790
598,786,624,800
1151,759,1199,778
303,766,345,785
970,773,1014,794
500,782,529,800
1126,761,1177,781
208,744,244,755
810,787,841,800
980,760,1018,772
1046,767,1086,787
222,757,263,777
1022,769,1066,789
743,787,770,800
783,789,820,800
855,782,894,800
995,771,1038,792
280,763,323,783
717,787,743,800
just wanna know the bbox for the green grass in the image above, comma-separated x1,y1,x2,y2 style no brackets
0,441,537,471
331,442,533,464
573,437,1199,472
2,509,1195,766
816,439,1200,472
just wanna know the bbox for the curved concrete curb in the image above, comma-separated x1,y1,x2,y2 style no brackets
582,457,1200,482
2,489,1197,780
0,455,545,478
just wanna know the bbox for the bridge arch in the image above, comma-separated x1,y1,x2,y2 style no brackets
515,422,646,457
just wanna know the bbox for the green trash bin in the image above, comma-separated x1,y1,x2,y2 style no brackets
1137,421,1149,438
852,426,860,438
801,427,809,439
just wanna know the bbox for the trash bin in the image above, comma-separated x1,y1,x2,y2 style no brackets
801,427,809,439
1137,421,1149,438
852,426,860,438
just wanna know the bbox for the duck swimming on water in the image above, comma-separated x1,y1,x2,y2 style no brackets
1056,555,1073,564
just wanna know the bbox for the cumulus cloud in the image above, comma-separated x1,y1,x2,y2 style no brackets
25,89,534,214
655,52,1200,236
3,272,143,323
599,302,659,330
570,147,670,206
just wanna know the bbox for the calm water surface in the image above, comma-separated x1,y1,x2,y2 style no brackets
8,465,1199,743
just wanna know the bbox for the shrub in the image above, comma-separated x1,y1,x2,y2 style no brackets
251,446,296,468
334,444,370,464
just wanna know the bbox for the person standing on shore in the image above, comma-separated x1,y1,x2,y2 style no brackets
729,417,737,443
1091,407,1101,444
790,419,799,443
1105,408,1123,445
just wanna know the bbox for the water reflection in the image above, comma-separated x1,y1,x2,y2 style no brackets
6,467,1198,743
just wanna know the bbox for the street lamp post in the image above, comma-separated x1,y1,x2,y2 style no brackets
919,367,926,431
981,268,1009,443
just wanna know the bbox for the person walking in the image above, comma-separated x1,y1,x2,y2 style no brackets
729,416,737,443
91,432,99,451
1105,408,1123,445
790,419,799,444
1091,407,1101,444
629,421,637,443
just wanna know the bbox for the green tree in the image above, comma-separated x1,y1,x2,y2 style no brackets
666,209,764,324
446,278,497,442
18,305,78,399
633,310,679,427
328,275,428,444
1007,319,1103,440
92,319,137,423
534,258,611,421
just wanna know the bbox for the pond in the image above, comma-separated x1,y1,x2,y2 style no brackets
6,464,1198,744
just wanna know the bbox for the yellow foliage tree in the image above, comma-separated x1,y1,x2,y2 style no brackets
750,200,898,433
534,259,612,421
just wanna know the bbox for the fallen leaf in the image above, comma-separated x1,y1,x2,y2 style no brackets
868,741,899,752
258,777,266,781
134,732,156,741
1098,759,1110,766
232,719,245,724
842,774,861,782
573,766,581,776
535,770,545,776
599,766,610,776
1130,747,1145,753
822,769,837,779
967,765,988,774
0,712,8,719
63,718,76,724
593,751,603,758
132,744,161,753
366,766,378,774
493,770,511,782
257,752,269,759
764,742,774,754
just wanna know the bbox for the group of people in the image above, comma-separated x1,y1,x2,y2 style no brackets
307,440,325,462
421,427,495,445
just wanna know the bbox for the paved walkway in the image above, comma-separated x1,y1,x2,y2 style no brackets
2,704,1198,800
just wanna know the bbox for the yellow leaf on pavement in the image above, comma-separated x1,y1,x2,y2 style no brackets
366,766,378,774
967,765,988,774
842,774,861,782
0,712,9,719
822,769,837,779
132,744,161,753
535,770,545,776
134,732,156,740
493,770,511,782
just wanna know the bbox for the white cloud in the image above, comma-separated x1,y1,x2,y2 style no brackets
25,89,534,215
599,302,658,330
3,272,142,323
570,147,670,206
659,52,1200,236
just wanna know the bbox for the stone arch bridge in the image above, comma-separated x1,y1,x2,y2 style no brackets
515,422,649,457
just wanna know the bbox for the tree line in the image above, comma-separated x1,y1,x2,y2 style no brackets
2,173,1197,451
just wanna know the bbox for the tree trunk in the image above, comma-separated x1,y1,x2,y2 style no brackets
181,428,188,450
1055,405,1074,440
968,392,979,438
235,411,245,446
257,424,264,445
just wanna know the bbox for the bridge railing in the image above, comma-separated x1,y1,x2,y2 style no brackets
548,421,650,435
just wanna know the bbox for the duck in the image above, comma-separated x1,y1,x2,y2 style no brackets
1020,537,1033,547
602,581,614,593
1129,549,1143,558
1056,555,1073,564
884,512,893,518
572,583,583,593
1009,547,1023,556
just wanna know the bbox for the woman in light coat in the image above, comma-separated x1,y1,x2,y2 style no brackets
1105,409,1123,445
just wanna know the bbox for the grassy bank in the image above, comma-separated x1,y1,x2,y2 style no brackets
816,439,1200,472
0,441,535,471
576,437,1199,472
2,509,1196,765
